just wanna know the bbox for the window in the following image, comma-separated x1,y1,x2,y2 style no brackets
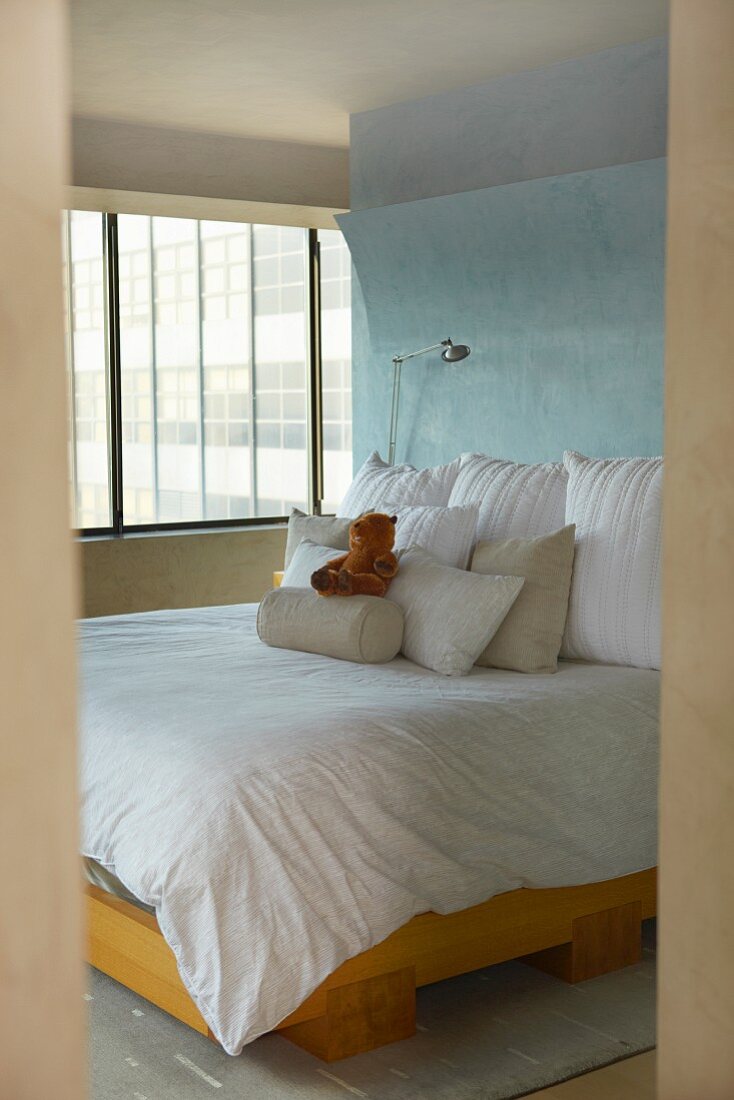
62,211,112,529
62,211,352,532
318,228,352,513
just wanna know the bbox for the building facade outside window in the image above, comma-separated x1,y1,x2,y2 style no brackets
62,210,112,529
62,210,352,531
318,227,352,514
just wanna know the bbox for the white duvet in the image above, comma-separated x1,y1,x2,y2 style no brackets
79,603,659,1055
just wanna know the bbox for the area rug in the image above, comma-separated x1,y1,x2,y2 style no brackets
88,920,656,1100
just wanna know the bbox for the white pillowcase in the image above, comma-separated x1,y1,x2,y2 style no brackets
337,451,462,517
281,499,477,584
387,547,524,676
448,453,568,540
561,450,663,669
385,503,479,568
284,509,351,567
281,539,343,588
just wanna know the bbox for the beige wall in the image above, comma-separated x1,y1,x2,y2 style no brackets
658,1,734,1097
67,185,343,230
0,2,86,1097
72,116,350,211
81,525,287,618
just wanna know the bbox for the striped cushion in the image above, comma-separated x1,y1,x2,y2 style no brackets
561,451,662,669
448,454,568,540
337,451,461,517
385,503,479,569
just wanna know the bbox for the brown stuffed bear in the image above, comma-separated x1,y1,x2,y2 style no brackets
311,512,399,597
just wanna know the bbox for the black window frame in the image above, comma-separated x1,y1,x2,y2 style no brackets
73,213,329,537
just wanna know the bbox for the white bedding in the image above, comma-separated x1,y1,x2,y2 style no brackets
79,603,659,1055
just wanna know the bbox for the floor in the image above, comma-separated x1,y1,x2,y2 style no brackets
89,921,656,1100
531,1051,655,1098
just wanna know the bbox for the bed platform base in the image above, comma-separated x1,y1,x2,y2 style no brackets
86,867,656,1062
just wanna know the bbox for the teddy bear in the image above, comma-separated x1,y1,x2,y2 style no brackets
311,512,399,597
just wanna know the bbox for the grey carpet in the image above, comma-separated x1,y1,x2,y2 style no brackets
89,920,656,1100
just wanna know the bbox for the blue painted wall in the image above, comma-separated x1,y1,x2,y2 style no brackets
351,38,667,210
339,159,666,468
341,39,668,469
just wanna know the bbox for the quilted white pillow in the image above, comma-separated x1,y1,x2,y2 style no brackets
337,451,462,517
561,451,663,669
386,503,479,569
448,454,568,541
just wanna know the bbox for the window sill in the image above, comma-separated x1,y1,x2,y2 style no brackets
77,521,287,543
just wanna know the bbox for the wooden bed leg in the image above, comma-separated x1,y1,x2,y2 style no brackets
280,967,416,1062
521,900,642,983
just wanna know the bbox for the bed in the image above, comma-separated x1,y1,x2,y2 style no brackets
79,602,658,1060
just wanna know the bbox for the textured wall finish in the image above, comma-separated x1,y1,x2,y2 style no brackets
339,158,666,468
81,526,287,618
0,2,86,1095
72,116,349,210
659,1,734,1095
351,37,667,209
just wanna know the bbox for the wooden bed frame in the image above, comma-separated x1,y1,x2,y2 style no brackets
86,866,656,1062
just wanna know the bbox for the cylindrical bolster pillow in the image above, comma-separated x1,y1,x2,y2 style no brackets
257,587,404,664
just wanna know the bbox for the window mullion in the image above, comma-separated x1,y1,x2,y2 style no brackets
147,218,160,522
104,212,124,534
306,227,323,515
248,224,258,517
195,221,206,519
63,212,79,521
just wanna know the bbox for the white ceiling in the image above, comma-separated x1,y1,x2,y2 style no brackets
71,0,667,148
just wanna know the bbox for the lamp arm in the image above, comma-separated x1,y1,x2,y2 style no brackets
386,338,456,466
392,340,449,365
387,358,403,467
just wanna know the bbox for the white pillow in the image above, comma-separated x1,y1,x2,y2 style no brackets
387,547,524,676
281,539,343,588
337,451,462,517
448,453,567,540
561,450,663,669
284,509,351,567
385,503,479,568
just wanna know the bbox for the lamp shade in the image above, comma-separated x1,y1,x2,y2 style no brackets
441,340,471,362
387,337,471,465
